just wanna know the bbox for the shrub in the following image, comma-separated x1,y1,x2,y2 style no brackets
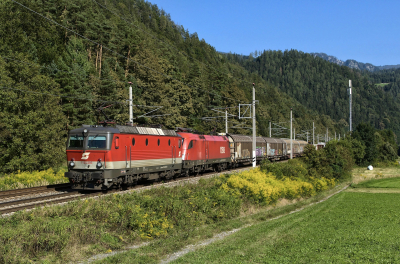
0,168,68,190
352,123,379,165
303,141,353,181
260,159,308,180
218,168,330,205
337,137,365,165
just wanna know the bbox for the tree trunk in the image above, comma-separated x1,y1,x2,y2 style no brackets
99,45,102,78
125,47,131,78
88,48,91,61
95,45,99,71
64,6,67,44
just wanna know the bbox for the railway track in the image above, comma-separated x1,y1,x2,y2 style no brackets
0,161,285,215
0,183,84,215
0,183,71,199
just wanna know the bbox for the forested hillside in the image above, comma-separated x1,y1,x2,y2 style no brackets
368,68,400,98
0,0,341,173
226,50,400,138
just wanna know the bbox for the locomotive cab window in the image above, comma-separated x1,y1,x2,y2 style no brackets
158,139,160,146
132,138,135,146
68,135,84,148
188,140,194,149
87,135,107,149
146,138,149,146
178,139,181,148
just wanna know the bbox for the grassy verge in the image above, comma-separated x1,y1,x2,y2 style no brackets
0,167,68,191
139,168,400,264
351,165,400,185
162,190,400,263
92,183,348,264
352,177,400,188
95,165,400,263
0,168,338,263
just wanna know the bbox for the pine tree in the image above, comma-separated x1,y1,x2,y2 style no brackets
0,56,67,173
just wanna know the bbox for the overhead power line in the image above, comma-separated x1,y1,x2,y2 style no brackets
0,55,157,104
10,0,244,104
0,85,121,104
0,85,177,115
1,55,249,121
0,55,127,86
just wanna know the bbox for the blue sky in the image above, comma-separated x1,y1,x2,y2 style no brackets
148,0,399,66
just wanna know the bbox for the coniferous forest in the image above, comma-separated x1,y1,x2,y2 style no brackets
0,0,398,173
227,50,400,136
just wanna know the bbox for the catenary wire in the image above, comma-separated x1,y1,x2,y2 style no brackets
0,55,166,106
1,54,249,121
0,55,248,122
0,85,167,109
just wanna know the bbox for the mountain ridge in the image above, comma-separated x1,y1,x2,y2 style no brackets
310,52,400,72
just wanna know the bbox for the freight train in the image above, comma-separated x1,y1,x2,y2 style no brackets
65,125,308,190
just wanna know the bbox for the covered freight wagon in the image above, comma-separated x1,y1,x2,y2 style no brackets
227,134,267,164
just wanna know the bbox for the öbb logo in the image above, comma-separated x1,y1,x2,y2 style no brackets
81,152,91,160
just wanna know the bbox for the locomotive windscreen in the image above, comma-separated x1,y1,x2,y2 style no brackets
87,135,107,149
68,136,84,148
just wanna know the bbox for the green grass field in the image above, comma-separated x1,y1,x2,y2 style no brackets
375,83,390,88
169,190,400,263
353,177,400,188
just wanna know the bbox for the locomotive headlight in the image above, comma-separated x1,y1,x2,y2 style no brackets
96,158,102,169
69,158,75,168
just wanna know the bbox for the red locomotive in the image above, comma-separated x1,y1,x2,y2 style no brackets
177,129,231,176
65,125,182,190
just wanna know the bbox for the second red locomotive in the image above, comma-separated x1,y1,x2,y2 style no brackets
178,129,231,176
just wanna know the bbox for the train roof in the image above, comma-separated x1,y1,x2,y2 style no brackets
177,132,228,141
280,138,308,144
262,137,279,143
68,125,119,134
117,125,178,136
227,134,266,143
68,125,178,137
281,138,300,143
